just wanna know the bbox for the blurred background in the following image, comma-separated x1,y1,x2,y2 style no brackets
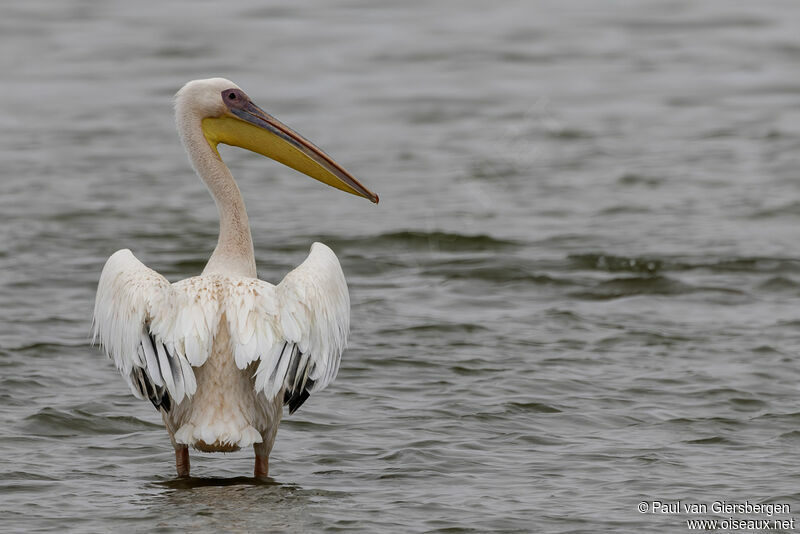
2,0,800,532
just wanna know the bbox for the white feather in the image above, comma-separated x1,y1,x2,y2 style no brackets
93,241,349,448
174,424,195,445
247,242,350,402
93,250,212,406
178,355,197,397
156,340,177,401
140,332,163,387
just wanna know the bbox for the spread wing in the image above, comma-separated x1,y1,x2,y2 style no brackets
92,249,218,411
227,242,350,414
95,243,350,416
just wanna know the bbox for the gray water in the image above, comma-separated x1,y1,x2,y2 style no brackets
2,0,800,532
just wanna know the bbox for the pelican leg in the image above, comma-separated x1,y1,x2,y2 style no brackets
254,454,269,478
175,445,190,477
253,442,269,478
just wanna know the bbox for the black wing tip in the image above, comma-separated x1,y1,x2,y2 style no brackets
286,388,312,415
158,394,172,412
131,358,172,414
143,326,179,412
280,346,316,415
284,377,315,415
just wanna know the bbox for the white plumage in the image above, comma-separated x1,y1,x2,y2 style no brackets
92,78,377,477
93,243,348,448
93,242,348,401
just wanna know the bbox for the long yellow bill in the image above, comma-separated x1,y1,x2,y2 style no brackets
202,95,378,203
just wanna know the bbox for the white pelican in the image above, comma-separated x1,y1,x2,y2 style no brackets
93,78,378,478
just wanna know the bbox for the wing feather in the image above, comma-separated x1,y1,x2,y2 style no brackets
140,331,164,387
95,243,350,416
235,242,349,414
93,249,171,377
93,249,206,411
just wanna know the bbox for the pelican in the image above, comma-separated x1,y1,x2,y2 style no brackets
93,78,378,478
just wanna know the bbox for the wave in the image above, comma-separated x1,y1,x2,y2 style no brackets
758,276,800,292
19,407,162,438
569,254,664,274
748,201,800,218
572,275,690,299
325,231,521,252
377,323,489,336
572,275,744,300
569,253,800,275
421,263,573,285
504,401,562,414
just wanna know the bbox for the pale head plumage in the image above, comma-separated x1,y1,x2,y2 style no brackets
175,77,243,120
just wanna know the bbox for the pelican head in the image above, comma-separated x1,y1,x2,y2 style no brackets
175,77,378,203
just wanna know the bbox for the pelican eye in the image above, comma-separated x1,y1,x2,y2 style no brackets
223,89,248,109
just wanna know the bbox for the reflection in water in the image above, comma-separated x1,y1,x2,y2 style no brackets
145,477,318,533
155,475,281,489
